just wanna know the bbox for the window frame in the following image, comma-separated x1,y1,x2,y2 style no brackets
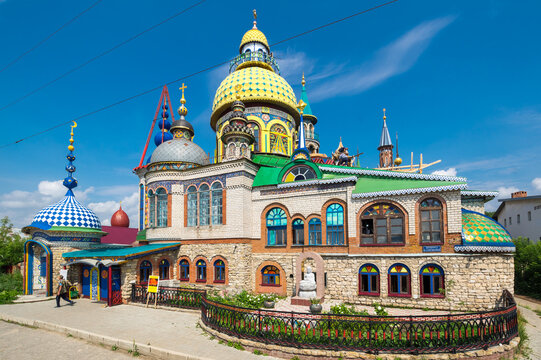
211,182,223,225
196,259,207,283
261,265,281,287
387,264,411,298
179,259,190,282
266,208,287,247
419,264,444,298
419,198,444,245
198,184,210,226
156,188,168,228
360,203,405,246
292,218,305,246
147,190,155,228
187,186,198,227
308,218,322,245
214,259,226,283
358,264,380,296
159,259,170,280
139,260,152,284
326,203,345,246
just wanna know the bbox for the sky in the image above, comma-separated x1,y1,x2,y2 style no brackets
0,0,540,228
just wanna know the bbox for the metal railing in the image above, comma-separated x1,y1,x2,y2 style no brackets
131,284,205,309
229,52,280,73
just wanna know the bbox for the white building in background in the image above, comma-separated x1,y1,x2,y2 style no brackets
494,191,541,243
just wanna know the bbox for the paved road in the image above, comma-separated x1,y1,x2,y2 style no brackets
0,321,136,360
0,299,277,360
516,297,541,359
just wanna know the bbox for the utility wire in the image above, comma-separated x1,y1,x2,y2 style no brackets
0,0,399,149
0,0,207,112
0,0,104,74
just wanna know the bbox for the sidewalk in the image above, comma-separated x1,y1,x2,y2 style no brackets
515,296,541,359
0,300,278,360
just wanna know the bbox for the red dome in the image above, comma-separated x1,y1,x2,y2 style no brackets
111,205,130,227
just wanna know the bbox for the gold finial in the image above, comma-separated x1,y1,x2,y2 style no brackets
383,108,386,120
234,84,242,100
302,72,306,87
68,121,77,151
297,99,306,115
253,9,257,29
179,83,187,105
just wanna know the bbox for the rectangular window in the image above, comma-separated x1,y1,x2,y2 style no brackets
517,214,520,224
361,275,369,293
504,218,507,227
509,217,512,225
390,275,399,293
293,228,304,246
528,211,532,221
309,221,322,245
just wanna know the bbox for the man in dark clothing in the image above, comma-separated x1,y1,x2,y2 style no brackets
55,275,74,307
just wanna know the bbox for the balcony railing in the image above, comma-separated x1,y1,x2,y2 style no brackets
229,52,280,74
306,131,319,142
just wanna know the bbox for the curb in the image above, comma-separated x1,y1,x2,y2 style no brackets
0,313,214,360
13,296,55,304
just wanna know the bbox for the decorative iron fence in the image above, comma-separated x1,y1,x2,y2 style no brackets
200,298,518,354
130,284,205,310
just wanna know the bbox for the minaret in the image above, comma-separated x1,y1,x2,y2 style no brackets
170,83,195,141
378,108,394,168
299,73,319,154
290,99,311,161
63,121,78,195
220,84,255,161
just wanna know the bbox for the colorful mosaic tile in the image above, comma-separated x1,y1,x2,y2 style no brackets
461,209,512,245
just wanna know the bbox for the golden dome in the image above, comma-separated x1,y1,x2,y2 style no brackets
239,29,269,52
210,66,298,129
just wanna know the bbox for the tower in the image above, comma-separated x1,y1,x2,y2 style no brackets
299,73,319,154
220,85,255,161
378,108,394,168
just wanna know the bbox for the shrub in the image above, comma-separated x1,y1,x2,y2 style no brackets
373,303,388,316
514,237,541,300
329,303,369,316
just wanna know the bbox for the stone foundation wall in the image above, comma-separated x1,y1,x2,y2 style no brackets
51,246,79,292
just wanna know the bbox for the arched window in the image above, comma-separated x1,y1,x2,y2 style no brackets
196,260,207,282
159,259,170,279
139,184,144,230
187,186,197,226
358,264,379,296
269,124,288,155
247,122,260,152
388,264,411,297
292,219,304,246
420,264,444,297
308,218,322,245
360,203,405,245
179,259,189,281
266,208,287,246
283,165,317,182
245,48,251,54
156,188,168,227
214,260,225,283
420,198,443,244
147,190,155,228
261,265,280,286
199,184,210,226
326,203,344,245
211,182,223,225
140,260,152,284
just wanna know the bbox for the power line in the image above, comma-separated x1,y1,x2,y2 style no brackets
0,0,207,112
0,0,400,149
0,0,104,74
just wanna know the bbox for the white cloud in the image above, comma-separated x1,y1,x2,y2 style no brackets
496,186,519,200
532,178,541,192
309,16,456,102
88,191,138,227
431,167,457,176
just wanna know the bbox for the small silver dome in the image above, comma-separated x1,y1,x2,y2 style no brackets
150,138,210,166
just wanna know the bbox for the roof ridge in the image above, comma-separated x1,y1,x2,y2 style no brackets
319,166,467,182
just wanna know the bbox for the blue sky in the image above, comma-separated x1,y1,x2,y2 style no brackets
0,0,540,227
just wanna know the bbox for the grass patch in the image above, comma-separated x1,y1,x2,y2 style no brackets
111,344,118,351
534,309,541,318
127,340,140,357
517,310,532,359
227,341,245,351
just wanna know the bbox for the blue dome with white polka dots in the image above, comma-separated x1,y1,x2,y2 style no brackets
29,189,102,231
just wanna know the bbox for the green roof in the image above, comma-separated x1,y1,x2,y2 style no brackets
252,166,282,187
62,243,180,259
251,154,290,167
353,176,466,195
49,226,106,234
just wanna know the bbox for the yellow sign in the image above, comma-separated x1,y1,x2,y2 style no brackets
147,276,159,293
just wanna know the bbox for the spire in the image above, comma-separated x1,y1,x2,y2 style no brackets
252,9,257,29
297,99,307,149
170,83,195,140
63,121,78,195
379,108,392,148
299,72,314,117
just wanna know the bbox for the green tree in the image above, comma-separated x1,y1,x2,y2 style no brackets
514,237,541,300
0,217,25,270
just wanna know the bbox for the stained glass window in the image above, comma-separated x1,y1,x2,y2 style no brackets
214,260,225,283
199,184,210,226
148,190,155,228
358,264,379,295
309,218,322,245
420,264,444,297
179,260,189,281
247,122,260,152
261,265,280,285
159,259,170,279
292,219,304,246
266,208,287,246
283,165,317,182
388,264,410,296
211,182,223,225
361,203,404,245
420,198,443,244
156,188,168,228
140,260,152,283
326,204,344,245
187,186,197,226
270,124,288,155
196,260,207,282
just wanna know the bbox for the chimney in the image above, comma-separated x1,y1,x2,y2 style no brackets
511,191,527,198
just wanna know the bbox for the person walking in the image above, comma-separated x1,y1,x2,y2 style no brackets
55,275,74,307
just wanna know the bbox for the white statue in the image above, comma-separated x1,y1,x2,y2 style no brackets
298,266,317,299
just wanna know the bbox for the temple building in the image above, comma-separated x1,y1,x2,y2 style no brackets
23,14,514,312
